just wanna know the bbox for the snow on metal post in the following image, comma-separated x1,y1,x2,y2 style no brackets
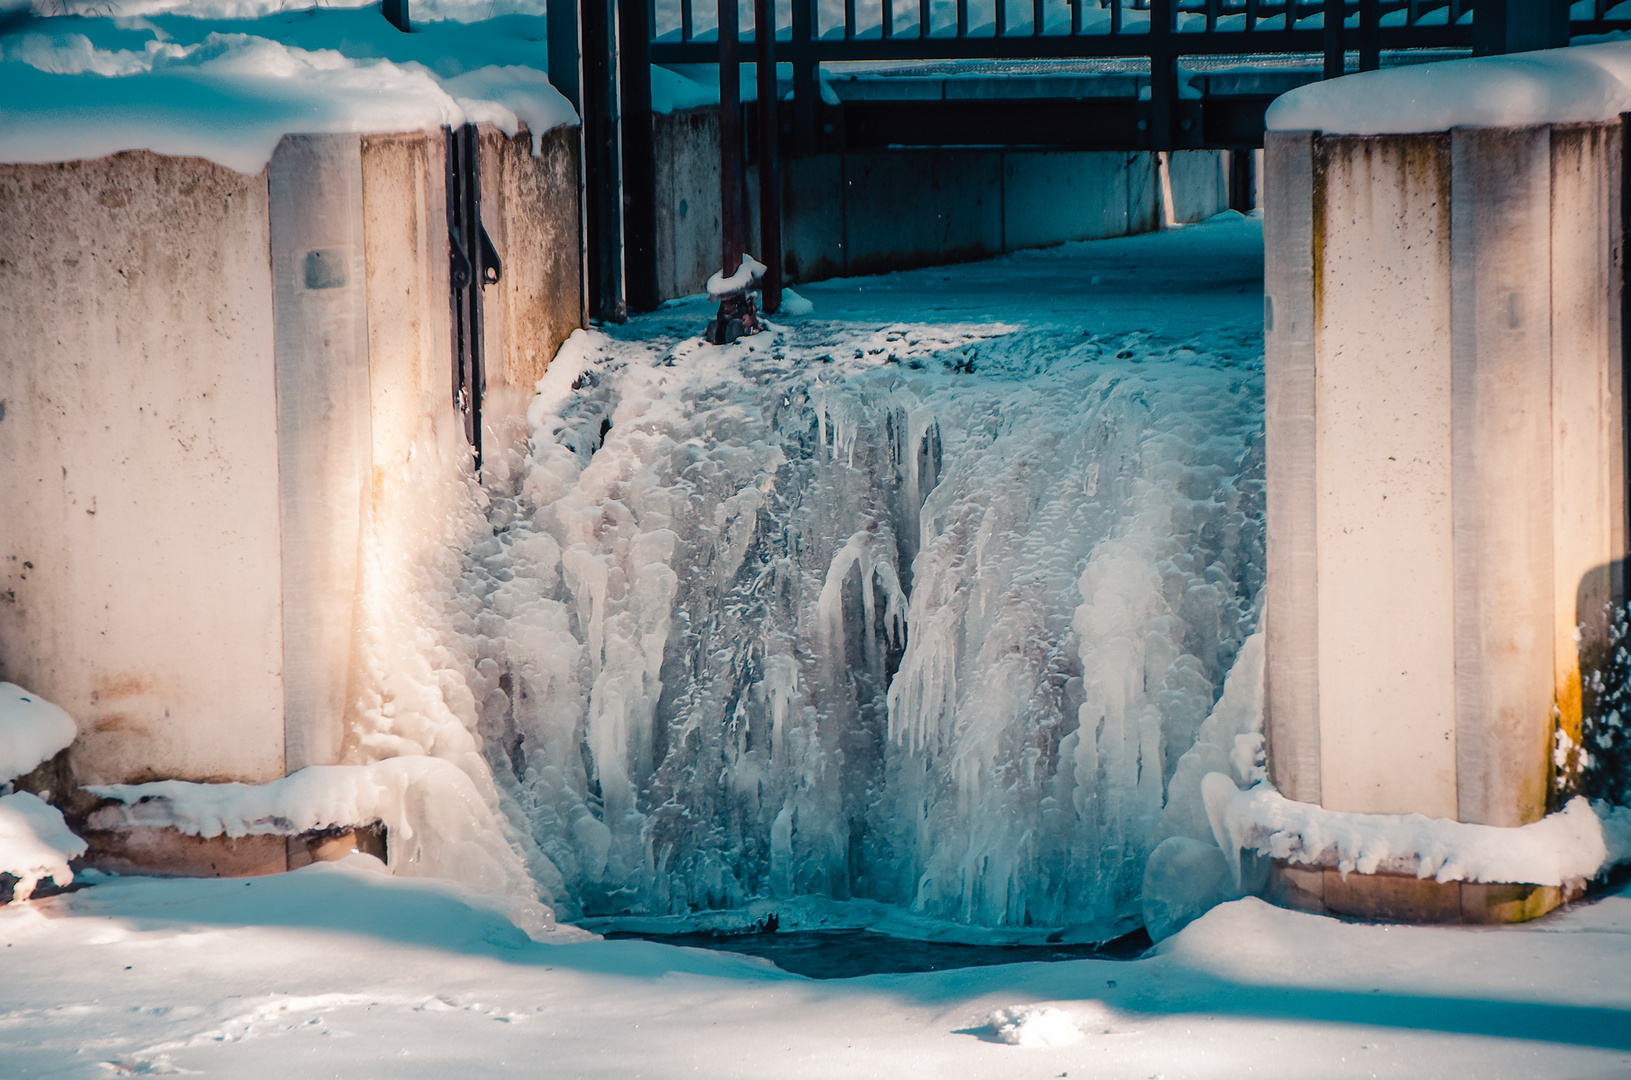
705,0,766,344
754,0,781,315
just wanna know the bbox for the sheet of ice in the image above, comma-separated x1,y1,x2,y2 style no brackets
1205,778,1631,887
0,682,77,784
0,791,86,900
0,11,575,172
84,757,557,933
1267,40,1631,134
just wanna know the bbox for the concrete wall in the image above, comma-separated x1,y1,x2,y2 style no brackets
0,151,286,787
651,107,1228,301
1264,124,1627,835
1,125,582,818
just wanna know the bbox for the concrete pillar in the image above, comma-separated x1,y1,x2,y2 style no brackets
269,135,374,774
0,152,285,787
1263,121,1628,920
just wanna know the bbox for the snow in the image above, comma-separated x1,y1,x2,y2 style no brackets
0,682,76,783
1206,778,1631,888
83,758,561,934
704,252,767,299
5,857,1631,1077
0,9,575,172
0,792,86,900
984,1004,1084,1046
1267,40,1631,134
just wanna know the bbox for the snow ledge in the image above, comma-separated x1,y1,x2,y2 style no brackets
1203,774,1631,889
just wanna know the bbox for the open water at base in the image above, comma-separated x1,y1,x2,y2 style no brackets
603,926,1153,978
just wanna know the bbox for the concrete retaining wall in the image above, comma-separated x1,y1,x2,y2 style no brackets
652,107,1230,300
0,125,581,839
1263,123,1626,916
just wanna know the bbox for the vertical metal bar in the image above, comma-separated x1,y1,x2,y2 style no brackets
548,0,581,108
382,0,410,31
1110,0,1121,37
1149,0,1173,149
621,0,659,312
921,0,930,37
582,0,624,320
1071,0,1083,35
1245,0,1256,31
957,0,968,36
791,0,815,153
884,0,895,38
683,0,694,40
995,0,1007,35
446,125,487,461
1322,0,1344,77
756,0,782,311
720,0,744,278
845,0,856,37
1033,0,1043,34
1359,0,1379,68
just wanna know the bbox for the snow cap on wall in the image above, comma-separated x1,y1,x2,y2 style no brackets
1267,40,1631,135
0,8,576,173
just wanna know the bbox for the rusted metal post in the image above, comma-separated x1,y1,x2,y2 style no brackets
754,0,782,313
719,0,743,280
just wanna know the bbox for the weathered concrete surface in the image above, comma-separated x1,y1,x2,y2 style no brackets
1262,131,1321,806
653,107,1226,299
1166,149,1228,223
655,109,724,301
360,131,456,488
487,124,583,392
1450,126,1556,828
0,151,285,787
1316,133,1457,820
270,134,373,775
1263,120,1627,921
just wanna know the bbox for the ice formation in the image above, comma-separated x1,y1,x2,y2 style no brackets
1205,779,1631,888
440,317,1263,933
0,791,86,900
0,681,77,783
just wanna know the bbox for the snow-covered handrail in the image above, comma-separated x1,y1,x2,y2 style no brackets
1202,772,1631,889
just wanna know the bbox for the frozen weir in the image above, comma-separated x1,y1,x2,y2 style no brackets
386,314,1263,936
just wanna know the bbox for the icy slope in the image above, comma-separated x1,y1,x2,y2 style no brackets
437,220,1265,933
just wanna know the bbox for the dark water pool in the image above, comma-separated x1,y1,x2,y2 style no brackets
603,926,1153,979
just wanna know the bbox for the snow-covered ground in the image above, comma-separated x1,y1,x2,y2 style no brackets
4,855,1631,1078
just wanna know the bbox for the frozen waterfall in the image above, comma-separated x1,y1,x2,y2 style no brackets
419,308,1263,939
